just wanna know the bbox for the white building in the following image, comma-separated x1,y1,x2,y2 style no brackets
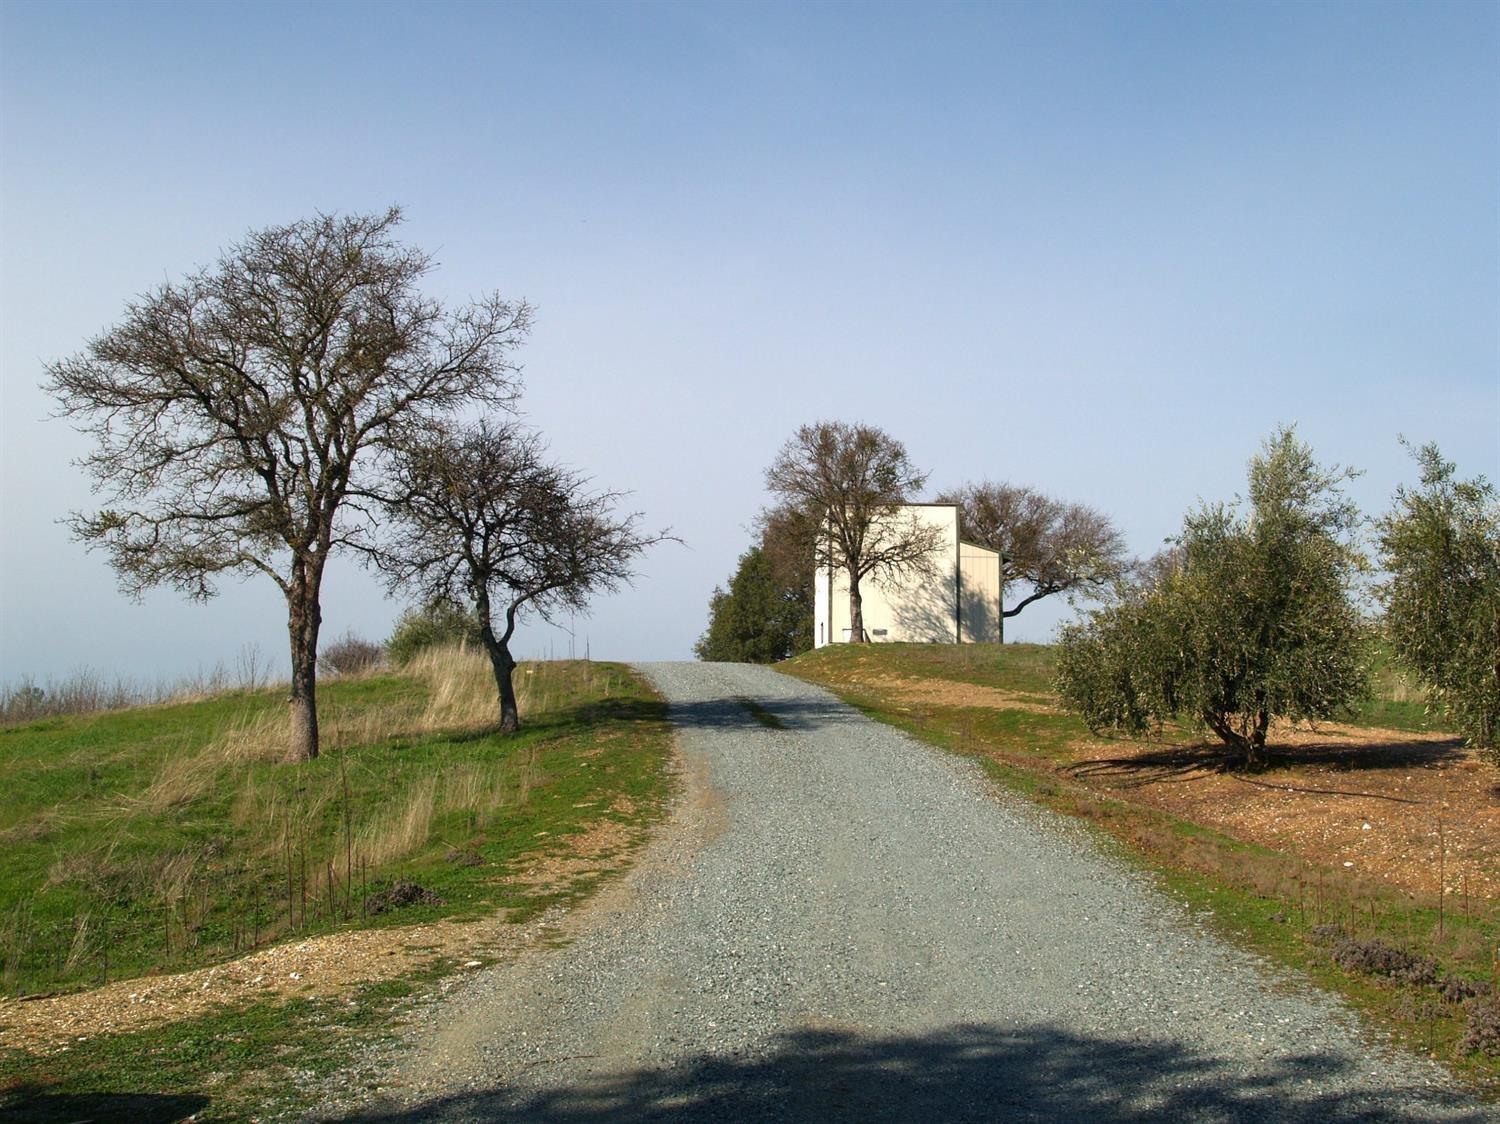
813,503,1002,647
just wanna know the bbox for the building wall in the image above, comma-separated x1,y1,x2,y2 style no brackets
816,505,971,646
958,541,1003,643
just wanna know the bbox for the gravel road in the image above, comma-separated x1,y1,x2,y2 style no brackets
342,662,1488,1122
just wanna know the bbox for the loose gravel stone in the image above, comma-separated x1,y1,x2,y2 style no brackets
335,662,1489,1122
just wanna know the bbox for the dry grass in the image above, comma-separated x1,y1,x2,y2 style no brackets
354,778,438,869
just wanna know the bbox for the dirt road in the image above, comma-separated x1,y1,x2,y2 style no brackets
341,662,1485,1122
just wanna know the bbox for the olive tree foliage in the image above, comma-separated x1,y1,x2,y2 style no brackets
764,422,942,643
375,420,667,732
45,208,531,761
1055,428,1367,769
1376,443,1500,758
935,482,1128,641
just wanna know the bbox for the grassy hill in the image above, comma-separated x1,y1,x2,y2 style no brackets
1,649,673,999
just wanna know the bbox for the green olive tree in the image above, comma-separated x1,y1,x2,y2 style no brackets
1056,427,1367,768
1376,443,1500,758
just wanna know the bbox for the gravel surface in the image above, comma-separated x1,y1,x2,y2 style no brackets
338,661,1489,1122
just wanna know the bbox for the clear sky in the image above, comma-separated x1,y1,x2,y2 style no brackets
1,0,1496,683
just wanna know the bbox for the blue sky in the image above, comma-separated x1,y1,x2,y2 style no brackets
1,0,1496,681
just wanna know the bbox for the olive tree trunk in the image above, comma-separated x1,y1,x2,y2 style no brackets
1204,708,1270,769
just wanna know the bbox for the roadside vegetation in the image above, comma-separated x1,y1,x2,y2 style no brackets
784,641,1499,1091
0,647,674,1117
1056,428,1367,768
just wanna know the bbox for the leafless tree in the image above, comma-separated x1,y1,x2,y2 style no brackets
376,420,668,732
936,481,1128,640
45,208,531,760
765,422,941,643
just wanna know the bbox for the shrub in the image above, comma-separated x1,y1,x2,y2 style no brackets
1329,936,1441,988
1439,976,1492,1006
1376,443,1500,759
1056,428,1367,768
386,600,481,667
319,631,385,676
1462,996,1500,1057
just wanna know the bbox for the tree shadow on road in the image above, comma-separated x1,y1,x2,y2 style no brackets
335,1022,1484,1122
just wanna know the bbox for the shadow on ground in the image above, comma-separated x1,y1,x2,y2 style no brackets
337,1023,1483,1123
1,1089,209,1123
1067,736,1466,793
557,688,852,737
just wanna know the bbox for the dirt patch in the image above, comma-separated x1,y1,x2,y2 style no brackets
858,674,1065,715
502,806,639,896
1065,721,1499,901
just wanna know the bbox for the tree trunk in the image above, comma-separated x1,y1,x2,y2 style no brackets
475,589,520,732
1248,708,1270,769
848,574,866,643
480,626,520,732
285,566,323,762
996,610,1005,644
1203,710,1269,770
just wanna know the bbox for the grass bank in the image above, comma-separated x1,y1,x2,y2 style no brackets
0,649,675,1118
783,642,1499,1093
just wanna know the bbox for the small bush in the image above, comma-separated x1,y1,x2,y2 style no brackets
320,632,385,676
1462,996,1500,1057
1439,976,1493,1005
363,879,445,915
1329,936,1441,988
386,601,481,667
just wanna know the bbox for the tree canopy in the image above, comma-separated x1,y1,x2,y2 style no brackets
46,208,530,760
936,481,1128,640
1055,427,1367,768
695,545,813,663
764,421,940,643
1376,443,1500,757
376,419,665,731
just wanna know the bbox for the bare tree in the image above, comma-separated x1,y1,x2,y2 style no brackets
45,208,531,760
765,422,941,643
936,481,1128,641
377,420,668,732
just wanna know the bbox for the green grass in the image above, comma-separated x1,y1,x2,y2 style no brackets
784,641,1499,1094
0,655,674,998
1,968,446,1121
0,652,677,1117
